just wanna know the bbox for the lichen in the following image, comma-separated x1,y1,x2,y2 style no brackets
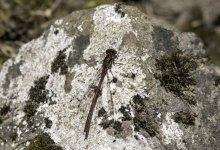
0,104,10,124
118,105,132,121
0,104,10,116
23,75,49,126
173,111,195,125
98,107,128,138
51,48,68,75
44,117,52,128
132,94,158,137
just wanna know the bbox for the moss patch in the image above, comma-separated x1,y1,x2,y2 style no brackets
173,111,195,125
114,3,125,18
99,119,124,137
132,94,158,137
26,133,62,150
24,75,49,126
118,105,132,121
44,117,52,128
98,107,127,137
98,107,107,118
154,50,197,104
51,49,68,75
0,104,11,124
0,104,10,116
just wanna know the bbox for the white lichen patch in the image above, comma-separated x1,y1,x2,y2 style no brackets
161,112,186,150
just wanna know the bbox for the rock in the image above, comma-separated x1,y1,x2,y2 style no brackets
0,3,219,150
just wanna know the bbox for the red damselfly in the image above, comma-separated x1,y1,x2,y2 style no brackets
84,49,117,139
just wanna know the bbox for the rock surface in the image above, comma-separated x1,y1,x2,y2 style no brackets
0,4,219,150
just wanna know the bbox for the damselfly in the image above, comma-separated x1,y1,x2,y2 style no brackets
84,49,117,139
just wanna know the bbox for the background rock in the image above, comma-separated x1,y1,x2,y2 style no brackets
0,4,219,150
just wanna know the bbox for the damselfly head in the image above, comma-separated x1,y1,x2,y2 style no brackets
106,49,117,55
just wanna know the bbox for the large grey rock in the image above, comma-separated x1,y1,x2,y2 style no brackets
0,4,219,150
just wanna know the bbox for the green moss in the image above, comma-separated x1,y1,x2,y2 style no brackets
51,49,68,75
154,50,197,104
26,133,62,150
23,75,49,126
